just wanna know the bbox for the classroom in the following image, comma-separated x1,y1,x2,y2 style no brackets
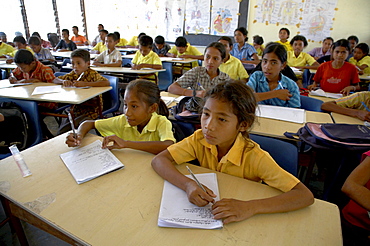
0,0,369,245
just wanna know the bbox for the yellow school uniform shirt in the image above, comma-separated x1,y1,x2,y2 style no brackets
219,55,249,80
95,112,176,142
127,36,138,47
349,56,370,74
276,40,293,51
10,46,34,57
168,45,202,68
287,51,316,67
168,130,300,192
335,91,370,110
132,50,162,80
92,42,108,53
250,43,265,56
0,42,15,56
116,38,128,47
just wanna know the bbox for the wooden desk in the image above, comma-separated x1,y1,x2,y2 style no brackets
0,82,111,104
309,95,336,103
0,61,17,69
0,133,342,245
331,112,365,125
116,47,138,52
251,111,334,139
51,51,98,59
121,54,197,64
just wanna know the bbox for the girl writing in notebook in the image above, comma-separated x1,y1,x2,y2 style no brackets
66,79,176,154
308,39,360,95
247,42,301,108
152,81,314,224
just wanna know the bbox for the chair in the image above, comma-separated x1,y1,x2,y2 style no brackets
122,58,132,67
250,134,298,177
158,62,173,91
300,95,323,112
0,98,43,160
101,75,120,117
0,69,6,80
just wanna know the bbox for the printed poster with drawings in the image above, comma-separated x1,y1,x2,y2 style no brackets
253,0,303,25
184,0,211,34
210,0,239,36
163,0,186,42
158,173,223,229
60,140,124,184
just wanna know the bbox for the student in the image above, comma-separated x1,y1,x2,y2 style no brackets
349,43,370,75
276,27,293,51
71,26,88,46
152,81,314,224
28,36,55,63
168,42,230,97
341,151,370,245
308,37,333,60
90,29,108,54
167,36,203,69
218,36,249,83
0,33,15,58
65,79,175,155
31,32,52,49
253,35,265,56
6,36,34,63
8,49,56,84
131,35,162,70
153,35,171,57
308,39,360,95
287,35,319,70
92,33,122,67
55,29,77,52
114,32,128,47
57,49,109,132
321,91,370,121
247,42,300,108
126,32,146,48
230,27,259,65
91,24,104,46
347,35,359,59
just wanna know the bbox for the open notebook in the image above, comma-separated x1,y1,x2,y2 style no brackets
60,140,124,184
158,172,223,229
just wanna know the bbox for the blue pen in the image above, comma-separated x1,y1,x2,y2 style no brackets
197,82,205,90
361,102,370,112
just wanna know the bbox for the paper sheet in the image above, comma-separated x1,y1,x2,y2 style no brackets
158,173,223,229
32,85,62,95
60,140,124,184
256,104,306,124
309,89,343,99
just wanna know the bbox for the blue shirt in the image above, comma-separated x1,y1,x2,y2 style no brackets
230,43,257,61
247,71,301,108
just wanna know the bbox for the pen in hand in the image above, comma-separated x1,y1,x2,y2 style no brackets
197,82,205,91
186,165,215,204
68,113,77,139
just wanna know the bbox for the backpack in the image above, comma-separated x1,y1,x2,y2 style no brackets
47,33,60,47
0,102,29,154
172,95,203,124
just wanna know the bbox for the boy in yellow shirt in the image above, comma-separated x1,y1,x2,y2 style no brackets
0,32,15,58
349,43,370,74
276,28,293,51
167,36,203,69
114,32,128,47
91,29,108,54
6,36,34,63
126,32,146,48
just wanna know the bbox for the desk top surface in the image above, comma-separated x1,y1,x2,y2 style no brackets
0,81,111,104
0,133,342,245
51,51,98,59
63,65,166,74
331,112,365,125
0,61,17,69
122,54,197,63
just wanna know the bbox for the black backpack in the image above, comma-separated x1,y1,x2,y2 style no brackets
0,102,28,154
47,33,60,47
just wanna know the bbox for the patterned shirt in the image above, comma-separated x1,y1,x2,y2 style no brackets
247,71,301,108
58,68,108,119
34,48,54,61
335,91,370,110
152,44,171,56
230,43,257,61
175,66,230,91
95,49,122,65
12,60,55,82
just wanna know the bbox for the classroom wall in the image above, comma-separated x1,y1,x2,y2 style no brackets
246,0,370,51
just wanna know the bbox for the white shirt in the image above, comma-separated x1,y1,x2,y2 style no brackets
95,48,122,64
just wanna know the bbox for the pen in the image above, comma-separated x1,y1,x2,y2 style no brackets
361,102,370,112
186,165,207,193
278,81,286,90
68,113,77,139
197,82,205,91
77,72,84,81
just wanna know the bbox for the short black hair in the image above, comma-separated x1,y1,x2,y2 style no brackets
175,37,187,47
290,35,308,47
218,36,233,47
138,33,146,39
113,31,121,40
263,42,287,63
154,35,165,45
355,43,369,55
139,35,153,47
253,35,264,45
323,37,334,43
28,36,41,46
332,39,351,52
14,49,35,64
234,27,248,42
99,29,108,35
107,33,119,41
71,49,90,62
205,42,227,60
98,24,104,28
62,29,69,35
32,32,41,38
13,36,26,44
72,26,78,31
279,28,290,37
347,35,359,44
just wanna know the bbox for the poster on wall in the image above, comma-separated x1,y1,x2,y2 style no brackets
210,0,239,36
163,0,186,42
298,0,338,42
184,0,211,34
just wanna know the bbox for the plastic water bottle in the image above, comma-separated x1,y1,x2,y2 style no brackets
9,144,32,177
